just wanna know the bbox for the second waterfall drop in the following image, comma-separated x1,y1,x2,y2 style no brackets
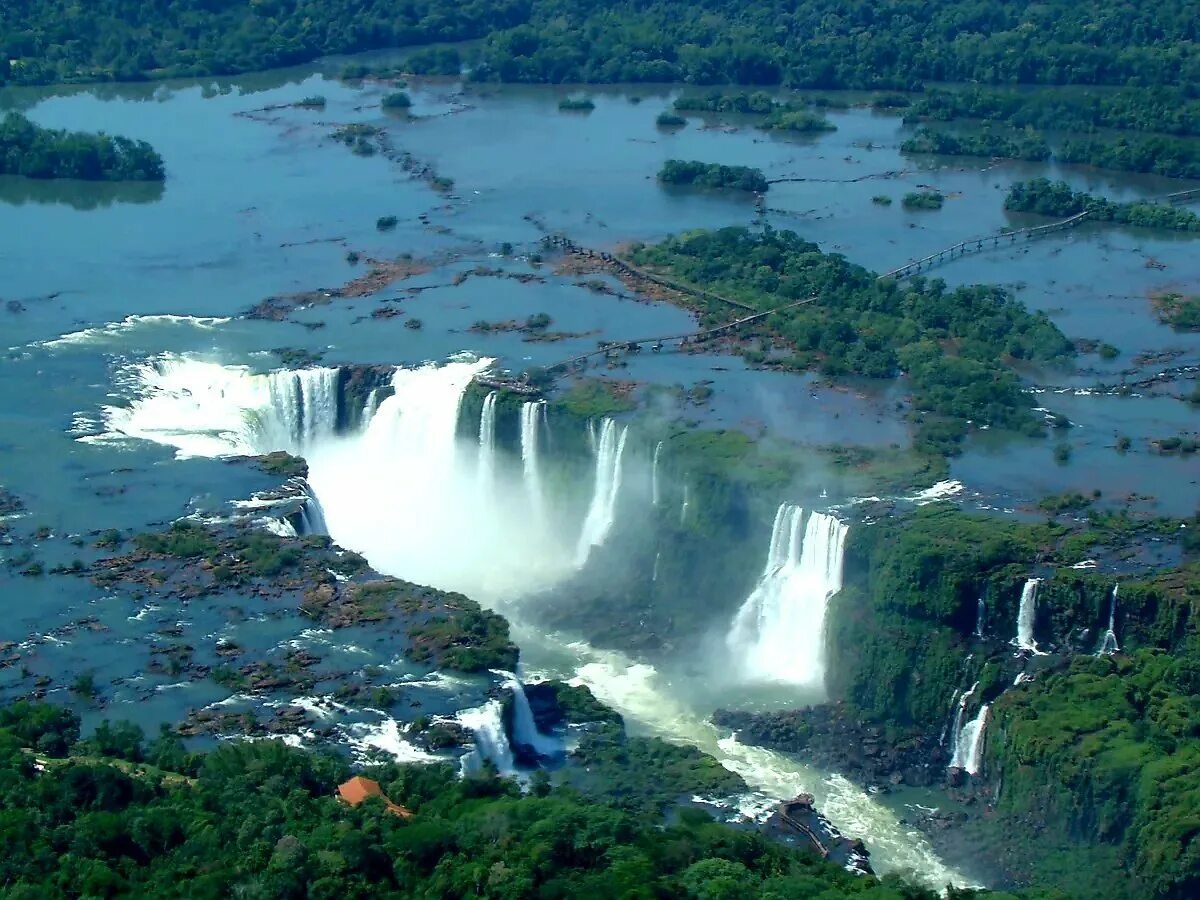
574,418,629,567
727,504,849,691
521,400,546,524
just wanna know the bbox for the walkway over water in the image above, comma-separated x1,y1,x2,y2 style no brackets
880,187,1200,281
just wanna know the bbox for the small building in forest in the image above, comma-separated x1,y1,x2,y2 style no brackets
336,775,413,818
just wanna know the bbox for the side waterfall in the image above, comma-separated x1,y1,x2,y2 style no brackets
1097,585,1120,655
574,418,629,567
945,681,979,761
297,485,329,535
726,505,849,691
973,596,986,638
500,671,558,757
1013,578,1044,654
477,391,498,495
651,440,663,506
458,700,516,775
679,484,690,525
950,705,990,776
521,401,546,524
259,367,340,451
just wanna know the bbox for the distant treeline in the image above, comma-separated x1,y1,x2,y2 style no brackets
0,113,164,181
657,160,769,193
902,125,1200,180
906,86,1200,137
4,0,1199,95
1005,178,1200,231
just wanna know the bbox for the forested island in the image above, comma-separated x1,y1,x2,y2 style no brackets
657,160,769,193
1005,179,1200,231
629,226,1070,455
0,113,164,181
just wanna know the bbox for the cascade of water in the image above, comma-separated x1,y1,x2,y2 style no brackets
499,671,558,757
973,596,986,638
950,705,990,776
574,419,629,567
362,388,381,426
477,392,498,496
458,699,516,775
586,419,597,453
652,551,661,583
297,486,329,535
1013,578,1044,654
679,484,690,525
521,401,546,523
260,367,340,450
1097,584,1120,655
726,505,849,691
652,441,663,507
945,681,979,762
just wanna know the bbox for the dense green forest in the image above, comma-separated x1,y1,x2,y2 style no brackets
0,112,164,181
0,701,982,899
904,86,1200,137
902,125,1200,179
630,227,1072,455
1005,179,1200,231
4,0,1200,92
657,160,768,193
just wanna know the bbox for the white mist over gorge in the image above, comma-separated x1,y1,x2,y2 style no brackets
86,351,973,884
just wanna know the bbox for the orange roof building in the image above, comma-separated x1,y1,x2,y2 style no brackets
336,775,413,818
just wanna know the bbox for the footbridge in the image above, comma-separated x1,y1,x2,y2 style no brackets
880,186,1200,281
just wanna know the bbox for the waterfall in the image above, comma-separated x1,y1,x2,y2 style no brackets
1096,585,1120,655
586,419,597,453
259,367,340,451
297,486,328,535
652,441,663,506
500,671,558,758
477,391,498,496
726,505,849,691
458,699,516,775
950,705,990,776
574,418,629,567
945,681,979,761
362,388,381,426
679,484,690,525
1013,578,1044,654
652,551,661,583
521,401,546,523
973,596,986,638
100,356,342,457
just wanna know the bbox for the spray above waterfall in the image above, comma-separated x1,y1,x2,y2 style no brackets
727,504,849,692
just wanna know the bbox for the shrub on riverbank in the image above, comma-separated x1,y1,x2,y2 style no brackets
902,190,944,210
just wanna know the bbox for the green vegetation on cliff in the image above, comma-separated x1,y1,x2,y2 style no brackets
657,160,769,193
629,227,1073,454
0,701,953,899
0,113,164,181
1005,179,1200,232
991,651,1200,900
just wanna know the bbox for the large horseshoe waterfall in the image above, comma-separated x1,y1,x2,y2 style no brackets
726,504,849,691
